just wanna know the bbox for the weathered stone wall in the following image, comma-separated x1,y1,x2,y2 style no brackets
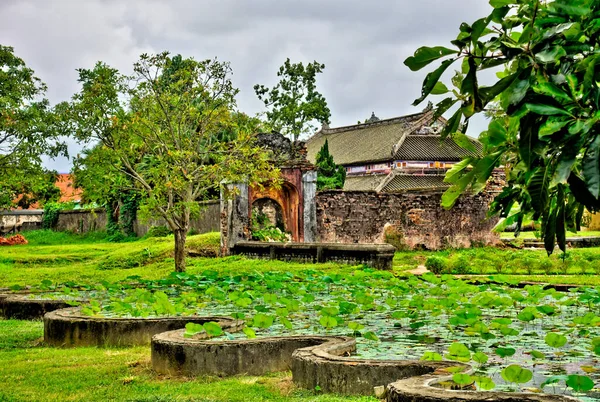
55,209,107,233
134,201,220,236
316,189,500,250
54,202,220,236
0,211,43,235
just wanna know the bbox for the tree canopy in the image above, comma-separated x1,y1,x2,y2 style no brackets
315,139,346,190
64,52,278,271
405,0,600,254
254,58,331,142
0,45,66,209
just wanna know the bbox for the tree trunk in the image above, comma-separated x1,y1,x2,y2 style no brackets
174,229,187,272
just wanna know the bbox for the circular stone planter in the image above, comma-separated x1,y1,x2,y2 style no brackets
386,372,578,401
151,330,462,396
44,307,243,347
0,295,82,320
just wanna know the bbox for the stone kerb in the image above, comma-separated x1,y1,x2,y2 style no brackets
44,307,243,347
291,338,465,395
150,330,577,400
0,295,83,320
152,330,346,377
386,373,577,401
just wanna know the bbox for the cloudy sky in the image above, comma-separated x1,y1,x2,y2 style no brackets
1,0,494,172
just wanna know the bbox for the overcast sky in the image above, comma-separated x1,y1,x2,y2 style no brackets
1,0,494,173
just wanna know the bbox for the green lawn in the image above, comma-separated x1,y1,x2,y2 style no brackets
3,230,600,401
499,230,600,239
0,231,377,402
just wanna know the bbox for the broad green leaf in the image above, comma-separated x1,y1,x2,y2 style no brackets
583,135,600,198
528,166,550,215
501,365,533,384
453,133,477,153
431,81,449,95
534,82,572,103
447,342,471,362
530,350,545,359
363,331,379,342
536,46,567,64
473,351,488,364
525,103,572,116
319,315,337,328
202,321,223,337
517,310,535,322
441,108,462,140
480,71,519,104
490,0,516,7
442,170,475,209
252,313,274,329
453,373,473,386
495,347,516,358
541,375,568,388
545,332,567,348
539,118,570,138
184,322,204,338
243,327,256,339
413,59,456,105
404,46,457,71
474,376,495,390
420,351,443,361
565,375,595,392
444,157,473,184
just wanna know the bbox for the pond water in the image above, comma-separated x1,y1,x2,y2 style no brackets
75,270,600,400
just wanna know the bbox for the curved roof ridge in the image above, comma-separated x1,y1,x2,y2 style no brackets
321,111,428,135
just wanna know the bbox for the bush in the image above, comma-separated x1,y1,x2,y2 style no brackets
425,256,447,275
448,254,471,274
145,226,172,238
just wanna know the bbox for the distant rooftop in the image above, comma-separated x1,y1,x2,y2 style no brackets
306,110,481,166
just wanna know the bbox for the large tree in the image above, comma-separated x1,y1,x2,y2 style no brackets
254,58,331,142
0,45,66,209
65,52,277,271
406,0,600,254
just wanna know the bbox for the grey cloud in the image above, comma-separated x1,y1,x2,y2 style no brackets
1,0,495,172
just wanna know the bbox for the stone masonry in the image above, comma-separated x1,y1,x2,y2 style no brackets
316,189,500,250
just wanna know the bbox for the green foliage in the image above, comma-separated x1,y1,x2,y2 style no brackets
315,140,345,190
254,58,331,142
64,52,278,272
425,255,447,274
42,202,78,229
565,374,595,392
145,226,173,238
406,0,600,255
545,332,567,348
0,45,67,210
501,365,533,385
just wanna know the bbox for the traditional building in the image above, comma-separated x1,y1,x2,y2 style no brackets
306,109,482,193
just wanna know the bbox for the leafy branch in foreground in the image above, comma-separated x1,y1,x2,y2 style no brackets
405,0,600,254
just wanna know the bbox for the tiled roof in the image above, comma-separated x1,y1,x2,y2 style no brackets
394,135,482,162
306,111,481,166
307,111,434,165
380,174,449,193
343,174,387,192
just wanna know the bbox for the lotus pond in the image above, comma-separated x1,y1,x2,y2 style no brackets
42,270,600,400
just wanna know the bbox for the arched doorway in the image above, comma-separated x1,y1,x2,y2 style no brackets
250,182,301,241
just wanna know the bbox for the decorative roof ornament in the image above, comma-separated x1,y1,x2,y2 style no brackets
367,112,380,123
423,101,434,113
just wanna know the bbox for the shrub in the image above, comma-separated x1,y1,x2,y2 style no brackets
425,256,447,275
146,226,172,238
448,254,471,274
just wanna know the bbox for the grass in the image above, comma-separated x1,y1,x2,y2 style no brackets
499,230,600,239
0,320,374,402
4,229,600,400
